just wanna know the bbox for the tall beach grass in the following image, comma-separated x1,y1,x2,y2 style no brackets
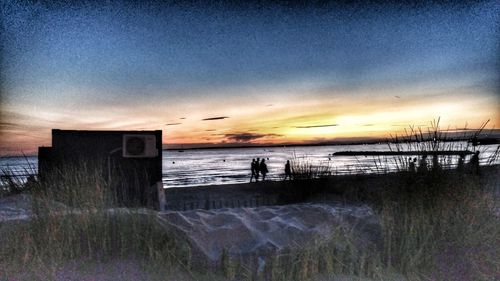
0,163,194,280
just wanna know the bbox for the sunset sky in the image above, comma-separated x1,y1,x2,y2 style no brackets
1,1,499,155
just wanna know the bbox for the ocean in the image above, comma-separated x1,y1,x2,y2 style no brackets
1,143,498,188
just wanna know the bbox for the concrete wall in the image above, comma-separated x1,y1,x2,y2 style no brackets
39,129,162,209
164,184,280,211
162,179,329,211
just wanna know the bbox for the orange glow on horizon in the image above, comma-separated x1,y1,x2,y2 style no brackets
1,87,499,156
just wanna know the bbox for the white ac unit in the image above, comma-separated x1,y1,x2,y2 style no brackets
122,134,158,158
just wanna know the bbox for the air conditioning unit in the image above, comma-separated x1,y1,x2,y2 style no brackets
122,134,158,158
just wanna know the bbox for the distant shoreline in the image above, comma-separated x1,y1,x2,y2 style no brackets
164,137,499,151
163,141,385,151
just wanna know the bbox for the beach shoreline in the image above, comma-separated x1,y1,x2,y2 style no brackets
163,164,500,211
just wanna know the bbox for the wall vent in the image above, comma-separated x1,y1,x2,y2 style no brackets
122,134,158,158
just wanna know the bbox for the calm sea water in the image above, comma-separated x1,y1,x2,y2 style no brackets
1,143,498,188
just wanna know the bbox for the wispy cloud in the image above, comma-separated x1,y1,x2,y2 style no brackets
294,124,338,129
166,123,181,126
224,132,282,142
202,116,229,121
0,122,19,128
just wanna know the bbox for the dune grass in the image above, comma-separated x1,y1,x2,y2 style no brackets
0,163,195,280
254,167,498,281
290,156,333,180
4,166,497,280
377,170,499,280
384,118,496,171
1,121,499,280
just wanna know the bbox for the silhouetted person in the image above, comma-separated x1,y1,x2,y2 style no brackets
468,151,480,174
255,158,260,181
417,155,428,173
432,154,441,171
457,153,465,172
250,159,257,182
260,159,268,181
408,157,416,173
284,160,292,180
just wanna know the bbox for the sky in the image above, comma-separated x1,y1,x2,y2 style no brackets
1,0,499,155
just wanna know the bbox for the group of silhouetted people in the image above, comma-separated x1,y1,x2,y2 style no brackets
250,159,294,182
407,151,480,174
250,158,269,182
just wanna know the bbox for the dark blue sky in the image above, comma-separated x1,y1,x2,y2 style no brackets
1,0,499,154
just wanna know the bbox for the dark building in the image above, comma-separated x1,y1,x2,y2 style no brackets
39,129,163,209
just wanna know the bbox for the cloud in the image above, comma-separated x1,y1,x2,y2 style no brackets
224,133,282,142
294,124,338,128
166,123,181,126
0,122,19,128
202,116,229,121
180,117,186,119
205,129,217,131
